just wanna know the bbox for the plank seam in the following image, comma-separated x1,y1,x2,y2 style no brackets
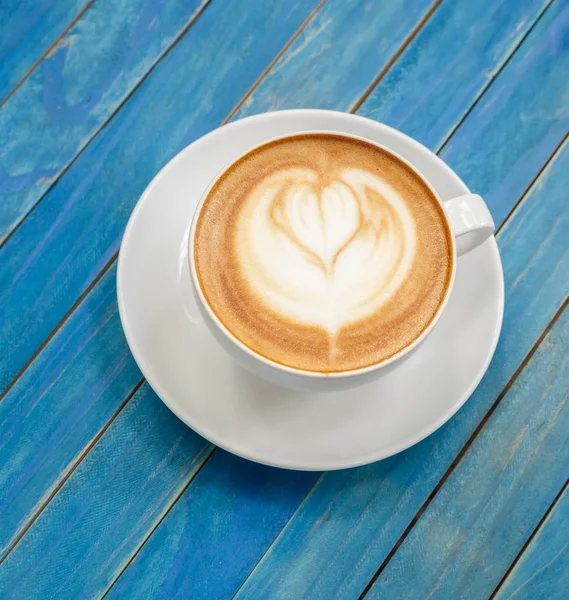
0,0,213,251
0,249,120,402
1,0,565,587
0,377,145,565
358,295,569,600
0,0,328,397
229,471,335,600
225,3,567,591
224,0,329,123
100,445,217,599
496,130,569,236
0,0,97,108
0,0,329,565
350,0,444,114
436,0,555,155
489,478,569,599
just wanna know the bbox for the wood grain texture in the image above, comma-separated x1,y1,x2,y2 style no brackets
0,0,208,242
0,0,444,588
0,0,321,392
0,0,319,572
357,0,553,150
0,0,90,102
0,384,212,600
495,484,569,600
233,0,437,118
440,0,569,225
367,302,569,599
0,263,142,558
0,0,562,593
1,0,567,597
96,9,569,599
106,451,316,600
0,0,553,394
230,119,569,599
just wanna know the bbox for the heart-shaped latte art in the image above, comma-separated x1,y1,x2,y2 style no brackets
272,179,363,273
235,166,416,334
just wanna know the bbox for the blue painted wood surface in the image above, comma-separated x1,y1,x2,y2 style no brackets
0,0,90,102
367,302,569,599
0,0,549,563
0,0,207,242
233,0,438,118
0,384,212,599
212,123,569,600
357,0,553,151
2,0,567,596
107,451,315,600
496,484,569,600
440,0,569,225
0,264,142,557
0,0,450,586
0,0,320,563
0,0,568,596
0,0,322,393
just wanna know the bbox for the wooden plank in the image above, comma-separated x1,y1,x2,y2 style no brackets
0,263,142,557
210,136,569,600
0,0,208,241
106,451,315,600
357,0,554,152
0,0,320,561
0,0,553,394
105,2,567,596
0,0,560,592
495,484,569,600
0,384,212,599
232,0,440,119
0,0,91,102
366,307,569,599
0,0,441,582
0,0,322,392
28,3,568,596
439,0,569,225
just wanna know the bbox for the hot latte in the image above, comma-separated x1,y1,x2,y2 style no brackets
193,134,454,372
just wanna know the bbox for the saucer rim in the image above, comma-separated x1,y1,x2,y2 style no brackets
117,109,505,470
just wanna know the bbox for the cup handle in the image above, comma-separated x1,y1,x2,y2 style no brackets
443,194,495,256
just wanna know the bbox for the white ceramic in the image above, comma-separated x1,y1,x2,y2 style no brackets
188,131,495,392
117,109,504,470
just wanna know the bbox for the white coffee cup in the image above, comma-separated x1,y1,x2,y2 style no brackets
188,130,494,392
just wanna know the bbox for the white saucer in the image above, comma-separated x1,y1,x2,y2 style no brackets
117,110,504,471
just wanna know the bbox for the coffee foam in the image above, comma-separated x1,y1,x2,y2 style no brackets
194,134,453,373
236,166,417,334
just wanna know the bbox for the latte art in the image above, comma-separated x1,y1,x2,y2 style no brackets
236,167,417,334
193,134,453,373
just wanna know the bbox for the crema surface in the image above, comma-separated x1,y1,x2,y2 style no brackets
194,134,453,372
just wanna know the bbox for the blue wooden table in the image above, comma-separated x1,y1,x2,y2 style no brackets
1,0,568,597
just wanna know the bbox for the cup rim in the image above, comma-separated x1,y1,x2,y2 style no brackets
188,129,457,380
